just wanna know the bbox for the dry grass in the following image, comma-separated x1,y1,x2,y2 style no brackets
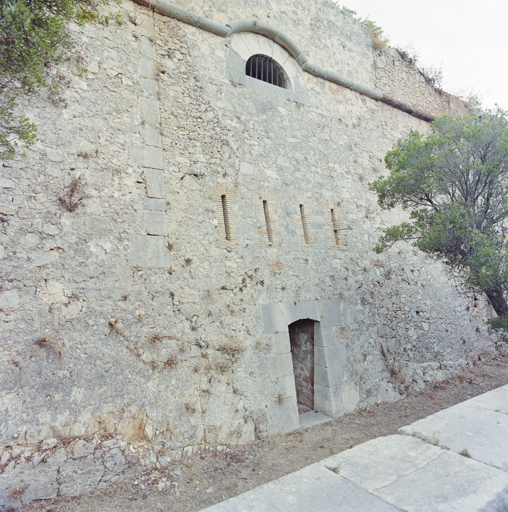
58,176,86,212
108,319,126,338
162,355,178,369
217,342,244,359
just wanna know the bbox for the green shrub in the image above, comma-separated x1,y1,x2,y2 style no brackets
0,0,121,159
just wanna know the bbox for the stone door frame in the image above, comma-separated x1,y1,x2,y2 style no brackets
262,299,358,434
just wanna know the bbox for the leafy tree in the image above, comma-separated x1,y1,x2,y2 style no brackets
0,0,120,159
370,106,508,335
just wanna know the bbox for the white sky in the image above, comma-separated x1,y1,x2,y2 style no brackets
333,0,508,110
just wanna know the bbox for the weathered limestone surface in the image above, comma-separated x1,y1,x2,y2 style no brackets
400,385,508,472
320,435,508,512
0,0,497,506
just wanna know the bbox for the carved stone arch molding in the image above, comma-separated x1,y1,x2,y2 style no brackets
225,26,310,104
261,299,360,434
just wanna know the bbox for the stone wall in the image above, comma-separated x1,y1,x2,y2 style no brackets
0,0,497,507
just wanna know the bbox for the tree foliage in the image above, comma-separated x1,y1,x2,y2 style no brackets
0,0,120,159
370,106,508,335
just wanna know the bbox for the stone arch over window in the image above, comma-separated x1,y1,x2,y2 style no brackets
225,32,310,104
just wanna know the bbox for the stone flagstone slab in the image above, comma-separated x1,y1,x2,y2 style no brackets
376,450,508,512
400,385,508,472
199,463,400,512
320,434,508,512
299,410,334,429
320,435,443,491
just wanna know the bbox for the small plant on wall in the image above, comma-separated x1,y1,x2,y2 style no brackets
33,334,65,358
337,5,388,49
59,176,87,212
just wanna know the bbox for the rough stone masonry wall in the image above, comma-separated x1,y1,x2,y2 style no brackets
0,0,497,507
373,46,468,118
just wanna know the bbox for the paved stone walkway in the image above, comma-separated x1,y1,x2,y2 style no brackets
200,385,508,511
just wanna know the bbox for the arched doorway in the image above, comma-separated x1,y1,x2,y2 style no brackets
289,319,315,413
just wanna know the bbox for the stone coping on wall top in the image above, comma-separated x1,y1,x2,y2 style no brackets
131,0,435,122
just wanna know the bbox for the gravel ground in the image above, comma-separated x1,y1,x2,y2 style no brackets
21,351,508,512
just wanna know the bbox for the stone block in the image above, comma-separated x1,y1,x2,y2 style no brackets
320,299,342,326
0,451,11,465
314,384,344,418
267,353,293,379
140,123,162,147
200,464,399,512
143,168,165,198
58,456,105,496
137,57,157,78
228,36,251,61
239,161,253,175
315,344,346,369
225,50,245,73
140,78,158,95
400,388,508,472
296,300,323,322
464,385,508,413
77,216,112,235
277,301,298,326
277,300,323,325
42,438,58,450
143,211,168,236
47,448,67,467
292,86,312,106
315,325,338,347
274,374,297,399
20,464,59,503
129,236,170,268
143,198,167,211
321,435,445,492
314,363,343,389
266,395,299,435
190,345,201,358
272,331,290,355
0,177,14,188
0,463,58,508
130,146,163,170
69,439,94,459
225,67,247,86
103,448,127,472
262,303,288,334
0,290,19,309
140,38,156,60
139,98,160,127
137,19,156,38
375,448,508,511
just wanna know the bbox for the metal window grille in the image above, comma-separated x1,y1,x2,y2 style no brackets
245,55,285,89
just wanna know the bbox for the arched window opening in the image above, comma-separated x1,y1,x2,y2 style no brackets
246,54,286,88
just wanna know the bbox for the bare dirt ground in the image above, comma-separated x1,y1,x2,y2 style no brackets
22,352,508,512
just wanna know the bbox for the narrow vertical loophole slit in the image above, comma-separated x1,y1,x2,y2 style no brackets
300,204,311,245
221,194,232,242
331,208,341,245
263,200,274,244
